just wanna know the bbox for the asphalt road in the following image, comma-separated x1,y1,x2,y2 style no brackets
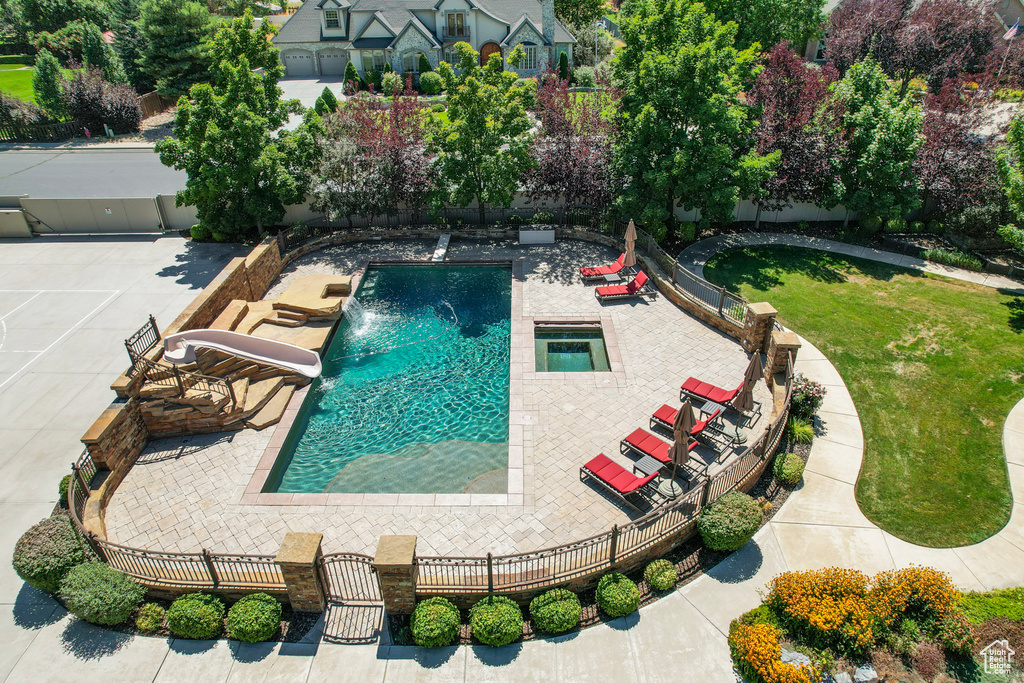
0,148,186,198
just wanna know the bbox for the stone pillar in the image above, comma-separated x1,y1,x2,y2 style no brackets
742,302,778,354
275,532,327,613
374,535,417,615
767,330,801,377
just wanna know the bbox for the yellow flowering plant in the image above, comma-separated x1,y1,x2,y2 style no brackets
728,622,820,683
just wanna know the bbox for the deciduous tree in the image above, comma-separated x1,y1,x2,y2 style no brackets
156,14,320,239
428,42,535,224
526,73,615,211
7,0,108,37
612,0,776,235
835,57,924,222
702,0,826,53
915,79,999,220
747,42,844,221
554,0,604,33
312,90,434,224
32,48,66,119
34,19,127,83
137,0,213,98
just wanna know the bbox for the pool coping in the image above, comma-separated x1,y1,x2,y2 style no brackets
241,258,527,507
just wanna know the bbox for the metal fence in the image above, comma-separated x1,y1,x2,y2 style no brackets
125,314,160,374
320,553,383,603
132,354,237,409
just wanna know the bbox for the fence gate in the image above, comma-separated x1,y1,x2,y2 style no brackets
319,553,382,603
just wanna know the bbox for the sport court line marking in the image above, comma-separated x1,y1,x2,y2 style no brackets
0,289,120,392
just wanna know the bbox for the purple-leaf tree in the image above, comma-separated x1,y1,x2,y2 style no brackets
526,72,617,212
915,77,1001,219
747,43,845,220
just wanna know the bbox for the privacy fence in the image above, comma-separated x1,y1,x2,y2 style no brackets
65,226,795,609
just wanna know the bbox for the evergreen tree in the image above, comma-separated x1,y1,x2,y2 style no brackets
110,0,149,91
32,48,66,119
343,60,361,92
418,52,432,73
612,0,776,235
155,13,320,239
137,0,213,98
558,50,569,80
428,42,535,224
8,0,108,37
554,0,604,31
835,57,924,223
320,86,338,111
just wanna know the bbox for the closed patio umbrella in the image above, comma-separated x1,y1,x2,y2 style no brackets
733,353,763,413
623,219,637,270
659,398,695,498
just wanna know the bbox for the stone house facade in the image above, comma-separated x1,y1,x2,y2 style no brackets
272,0,575,80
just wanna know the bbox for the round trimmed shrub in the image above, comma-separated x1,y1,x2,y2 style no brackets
167,593,225,639
135,602,166,632
12,514,87,593
596,572,640,617
697,491,763,552
528,588,581,634
773,453,805,486
410,596,461,647
644,559,677,591
420,71,443,95
885,218,906,233
531,211,555,224
60,562,145,625
58,474,71,503
573,66,596,88
190,224,211,241
469,595,523,646
860,216,883,234
226,592,281,642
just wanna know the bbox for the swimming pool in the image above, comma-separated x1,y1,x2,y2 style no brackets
265,264,512,494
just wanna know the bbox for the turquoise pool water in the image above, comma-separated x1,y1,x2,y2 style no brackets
534,329,610,372
266,264,511,494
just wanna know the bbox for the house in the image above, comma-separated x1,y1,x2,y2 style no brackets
272,0,576,79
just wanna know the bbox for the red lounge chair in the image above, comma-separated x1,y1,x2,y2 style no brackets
595,270,651,302
580,253,626,280
580,453,659,511
620,428,708,483
650,405,721,436
679,377,744,406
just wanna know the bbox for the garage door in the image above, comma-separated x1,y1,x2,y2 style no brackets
283,51,314,77
318,51,347,76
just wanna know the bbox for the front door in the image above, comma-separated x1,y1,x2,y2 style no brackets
480,42,501,67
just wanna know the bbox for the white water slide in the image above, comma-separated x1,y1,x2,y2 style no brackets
163,329,323,379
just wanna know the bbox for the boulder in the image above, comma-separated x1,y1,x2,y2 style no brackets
780,648,812,667
832,673,853,683
853,664,878,683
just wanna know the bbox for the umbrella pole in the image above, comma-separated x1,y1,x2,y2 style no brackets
658,461,682,499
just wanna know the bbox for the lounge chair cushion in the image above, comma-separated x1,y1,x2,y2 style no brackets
583,454,658,494
580,254,625,278
623,427,695,464
596,270,649,298
681,377,742,404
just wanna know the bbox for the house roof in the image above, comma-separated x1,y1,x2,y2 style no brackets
274,0,576,46
500,14,543,46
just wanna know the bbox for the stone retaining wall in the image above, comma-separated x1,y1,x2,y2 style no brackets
79,398,149,536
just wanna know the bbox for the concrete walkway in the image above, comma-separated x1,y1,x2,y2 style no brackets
5,233,1024,681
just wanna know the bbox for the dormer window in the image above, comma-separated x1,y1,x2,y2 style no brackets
325,9,340,28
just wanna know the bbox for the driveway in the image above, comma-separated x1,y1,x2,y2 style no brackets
279,76,349,109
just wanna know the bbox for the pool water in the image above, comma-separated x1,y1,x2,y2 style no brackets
535,328,610,372
266,265,511,494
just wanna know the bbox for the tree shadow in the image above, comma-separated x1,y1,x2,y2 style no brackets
232,641,276,663
60,616,135,660
706,539,764,585
156,240,250,290
707,246,853,294
1000,295,1024,334
385,644,459,668
11,586,62,629
169,638,217,655
605,611,640,631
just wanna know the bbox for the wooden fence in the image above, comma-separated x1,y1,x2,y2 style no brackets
137,91,176,119
0,120,80,143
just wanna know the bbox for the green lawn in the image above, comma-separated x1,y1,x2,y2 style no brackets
705,245,1021,547
0,67,35,103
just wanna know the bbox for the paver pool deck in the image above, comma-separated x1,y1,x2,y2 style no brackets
103,239,770,557
3,233,1023,682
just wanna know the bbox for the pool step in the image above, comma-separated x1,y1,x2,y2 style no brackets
246,385,295,430
243,377,285,416
431,233,451,261
264,310,309,328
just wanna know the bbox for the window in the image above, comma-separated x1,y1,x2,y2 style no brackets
446,12,467,37
443,47,457,65
517,45,537,70
814,39,826,62
361,50,386,72
403,50,425,73
324,9,339,28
